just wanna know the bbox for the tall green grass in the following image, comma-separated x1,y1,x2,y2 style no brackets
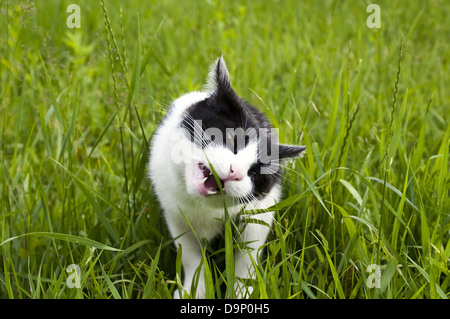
0,0,448,299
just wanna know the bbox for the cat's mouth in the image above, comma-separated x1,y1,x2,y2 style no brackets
195,163,225,196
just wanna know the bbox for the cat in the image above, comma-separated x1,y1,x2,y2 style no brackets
148,57,305,298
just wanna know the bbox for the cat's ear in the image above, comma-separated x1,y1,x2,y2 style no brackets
278,144,306,159
206,56,239,102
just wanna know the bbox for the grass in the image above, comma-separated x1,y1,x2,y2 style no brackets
0,0,449,299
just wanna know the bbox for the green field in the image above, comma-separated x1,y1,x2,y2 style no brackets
0,0,449,299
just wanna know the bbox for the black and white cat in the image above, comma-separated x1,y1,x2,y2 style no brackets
148,57,305,298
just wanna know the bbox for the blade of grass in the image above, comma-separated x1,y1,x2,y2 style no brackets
50,157,121,213
100,262,122,299
315,230,346,299
0,232,121,252
38,51,64,128
404,253,447,299
143,242,162,299
51,158,120,242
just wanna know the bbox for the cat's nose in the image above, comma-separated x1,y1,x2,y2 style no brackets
228,164,244,181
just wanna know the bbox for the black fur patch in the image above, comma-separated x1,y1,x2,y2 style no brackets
180,58,305,200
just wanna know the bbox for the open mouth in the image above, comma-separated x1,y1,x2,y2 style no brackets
196,163,224,196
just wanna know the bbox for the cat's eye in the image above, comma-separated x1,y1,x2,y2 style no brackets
248,164,259,177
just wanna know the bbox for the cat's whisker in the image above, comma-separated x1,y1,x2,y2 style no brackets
149,57,305,299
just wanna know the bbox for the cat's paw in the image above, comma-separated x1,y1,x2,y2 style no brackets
173,289,181,299
196,290,207,299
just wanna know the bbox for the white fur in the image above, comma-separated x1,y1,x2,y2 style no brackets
149,69,281,299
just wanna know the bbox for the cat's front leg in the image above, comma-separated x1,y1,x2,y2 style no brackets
173,231,206,299
233,211,274,298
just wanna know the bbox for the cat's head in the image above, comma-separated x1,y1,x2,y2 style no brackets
174,57,305,204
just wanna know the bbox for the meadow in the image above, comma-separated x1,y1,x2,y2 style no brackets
0,0,449,299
